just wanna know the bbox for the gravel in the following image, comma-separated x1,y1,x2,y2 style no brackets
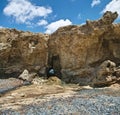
0,78,120,115
0,89,120,115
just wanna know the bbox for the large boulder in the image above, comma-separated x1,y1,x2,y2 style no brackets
93,60,120,87
48,11,120,86
18,69,38,82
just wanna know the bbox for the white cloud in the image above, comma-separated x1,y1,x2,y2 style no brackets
3,0,52,24
80,22,85,25
0,26,4,28
37,19,48,26
102,0,120,19
45,19,72,34
91,0,101,7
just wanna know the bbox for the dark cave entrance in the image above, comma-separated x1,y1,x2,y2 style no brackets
47,55,62,78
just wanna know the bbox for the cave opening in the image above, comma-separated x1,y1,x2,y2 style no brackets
47,55,62,79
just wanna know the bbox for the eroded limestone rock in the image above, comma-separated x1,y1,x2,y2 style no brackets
0,11,120,87
0,29,48,78
48,11,120,86
93,60,120,87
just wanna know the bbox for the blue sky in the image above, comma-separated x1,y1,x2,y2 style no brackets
0,0,120,33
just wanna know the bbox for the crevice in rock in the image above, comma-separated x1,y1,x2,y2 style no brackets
47,55,62,79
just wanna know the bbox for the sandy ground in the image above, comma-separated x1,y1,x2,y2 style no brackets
0,78,120,114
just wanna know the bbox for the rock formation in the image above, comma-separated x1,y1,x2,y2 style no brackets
0,29,48,78
48,11,120,86
0,11,120,87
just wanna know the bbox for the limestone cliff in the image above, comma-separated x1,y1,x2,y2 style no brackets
48,11,120,86
0,11,120,87
0,29,48,78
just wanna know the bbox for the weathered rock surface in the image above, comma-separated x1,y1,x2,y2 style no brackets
0,29,48,78
0,11,120,87
0,78,23,93
48,11,120,86
19,69,38,82
93,60,120,87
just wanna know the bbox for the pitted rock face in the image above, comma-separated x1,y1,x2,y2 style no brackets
0,29,48,78
48,11,120,86
86,11,118,28
102,11,118,24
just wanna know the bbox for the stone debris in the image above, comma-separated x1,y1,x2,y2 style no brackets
0,84,120,115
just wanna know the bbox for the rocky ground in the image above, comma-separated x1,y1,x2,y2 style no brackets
0,78,120,115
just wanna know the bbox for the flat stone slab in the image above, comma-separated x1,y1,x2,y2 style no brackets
0,78,24,93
